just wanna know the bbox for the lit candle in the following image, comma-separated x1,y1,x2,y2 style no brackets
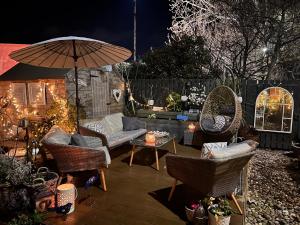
188,123,196,132
145,132,156,144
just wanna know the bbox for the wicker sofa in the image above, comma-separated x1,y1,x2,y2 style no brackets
79,113,147,150
41,125,109,191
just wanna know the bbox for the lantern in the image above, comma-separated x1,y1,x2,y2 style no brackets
56,183,78,214
148,100,154,106
188,123,196,132
145,132,156,144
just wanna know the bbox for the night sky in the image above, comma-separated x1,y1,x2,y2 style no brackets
0,0,172,58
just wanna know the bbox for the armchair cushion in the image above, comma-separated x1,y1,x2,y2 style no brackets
42,125,71,145
122,116,145,131
71,134,88,147
201,142,227,158
210,140,258,159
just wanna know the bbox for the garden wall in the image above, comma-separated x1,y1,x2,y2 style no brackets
241,79,300,150
129,79,217,108
66,67,125,120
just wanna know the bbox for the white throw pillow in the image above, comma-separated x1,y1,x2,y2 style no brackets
201,142,227,158
210,143,253,159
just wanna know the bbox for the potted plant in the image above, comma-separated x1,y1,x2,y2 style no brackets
205,197,234,225
185,200,207,224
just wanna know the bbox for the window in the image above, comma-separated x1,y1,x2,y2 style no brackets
254,87,294,133
28,82,46,105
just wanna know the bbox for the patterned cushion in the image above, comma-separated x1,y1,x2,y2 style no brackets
83,119,113,136
213,115,226,130
42,125,71,145
210,142,253,159
201,142,227,158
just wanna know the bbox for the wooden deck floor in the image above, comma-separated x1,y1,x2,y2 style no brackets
44,143,243,225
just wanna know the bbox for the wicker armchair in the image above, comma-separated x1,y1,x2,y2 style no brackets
200,85,242,141
41,126,108,191
166,151,255,214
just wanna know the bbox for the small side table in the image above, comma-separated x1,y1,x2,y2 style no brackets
184,130,194,145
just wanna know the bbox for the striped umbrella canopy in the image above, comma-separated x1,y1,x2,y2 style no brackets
9,36,132,131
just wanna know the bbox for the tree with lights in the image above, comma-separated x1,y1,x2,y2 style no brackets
169,0,300,81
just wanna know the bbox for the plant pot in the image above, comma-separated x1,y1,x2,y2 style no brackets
185,206,195,222
208,210,231,225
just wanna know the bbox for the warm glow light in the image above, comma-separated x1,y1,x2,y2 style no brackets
57,183,77,214
145,132,156,144
188,123,196,132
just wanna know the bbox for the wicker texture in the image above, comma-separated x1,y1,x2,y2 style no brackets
42,141,107,174
166,152,255,197
200,85,242,141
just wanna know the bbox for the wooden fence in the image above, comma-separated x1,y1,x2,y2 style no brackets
129,78,300,150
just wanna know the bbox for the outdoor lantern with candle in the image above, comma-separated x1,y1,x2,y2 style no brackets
56,183,77,214
188,123,196,132
145,132,156,144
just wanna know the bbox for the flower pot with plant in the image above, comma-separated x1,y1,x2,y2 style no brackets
206,197,234,225
185,200,207,225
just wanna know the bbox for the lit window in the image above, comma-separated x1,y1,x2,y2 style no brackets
254,87,294,133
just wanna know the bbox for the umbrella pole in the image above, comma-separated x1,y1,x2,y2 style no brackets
74,66,80,132
73,40,80,133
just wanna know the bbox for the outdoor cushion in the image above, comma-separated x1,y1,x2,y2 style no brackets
219,105,235,115
107,129,147,148
201,142,227,158
104,113,124,133
42,125,71,145
213,115,226,130
210,141,255,159
70,134,88,147
122,116,145,131
84,119,113,136
82,136,103,148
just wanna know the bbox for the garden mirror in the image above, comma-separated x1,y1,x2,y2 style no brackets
254,87,294,133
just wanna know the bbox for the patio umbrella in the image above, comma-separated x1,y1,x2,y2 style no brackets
9,36,132,131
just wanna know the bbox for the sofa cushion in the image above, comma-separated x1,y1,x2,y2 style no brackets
105,113,124,133
82,136,103,148
107,129,147,148
83,119,113,136
122,116,145,131
70,134,88,147
42,125,71,145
